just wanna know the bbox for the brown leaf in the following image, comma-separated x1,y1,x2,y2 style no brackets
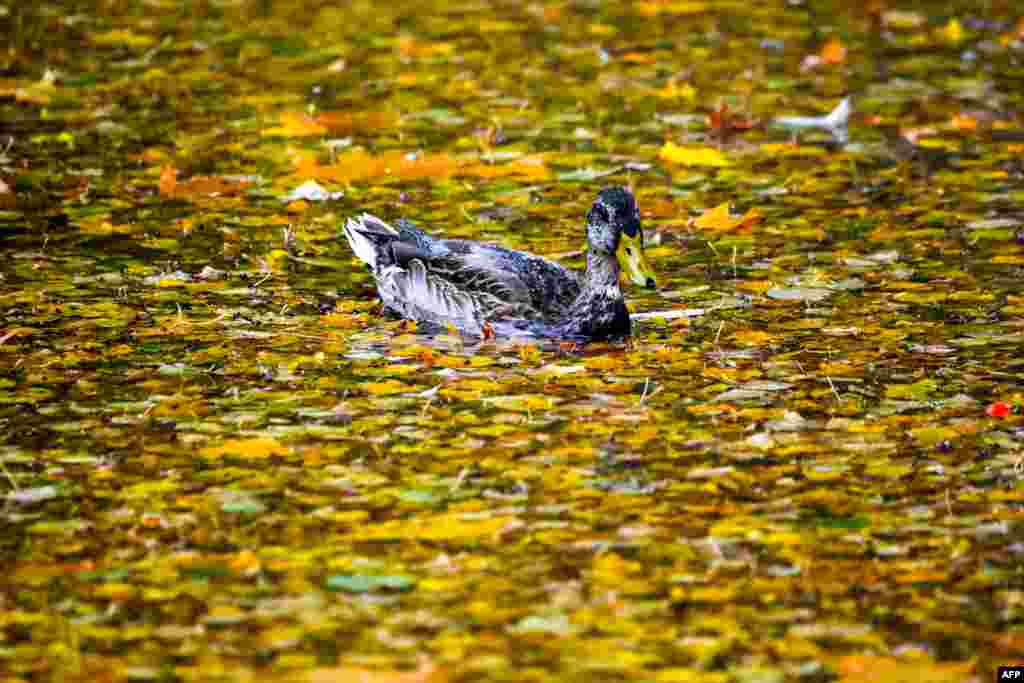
707,102,758,137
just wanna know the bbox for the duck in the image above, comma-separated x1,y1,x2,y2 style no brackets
342,187,656,340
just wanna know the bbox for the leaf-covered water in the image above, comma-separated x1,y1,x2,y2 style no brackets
1,1,1023,681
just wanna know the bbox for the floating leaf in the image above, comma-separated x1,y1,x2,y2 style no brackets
692,203,762,232
282,180,344,202
90,29,157,48
326,574,416,593
658,142,731,167
636,1,708,16
157,166,251,198
986,401,1011,418
837,655,972,683
307,660,445,683
263,112,329,137
200,438,290,460
940,18,964,44
295,151,459,183
6,485,60,505
819,37,847,65
654,80,697,101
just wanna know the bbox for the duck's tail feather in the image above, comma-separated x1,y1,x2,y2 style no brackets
343,213,399,270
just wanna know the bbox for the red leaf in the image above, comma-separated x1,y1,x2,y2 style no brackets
986,401,1011,418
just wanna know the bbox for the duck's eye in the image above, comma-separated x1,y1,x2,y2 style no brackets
625,247,634,256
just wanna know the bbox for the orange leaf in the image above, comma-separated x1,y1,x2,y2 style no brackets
158,166,178,195
264,111,329,137
315,110,400,134
459,156,551,180
307,659,445,683
951,113,977,131
620,51,657,64
837,655,972,683
199,437,290,460
296,151,456,183
295,151,548,184
820,37,847,64
163,174,250,199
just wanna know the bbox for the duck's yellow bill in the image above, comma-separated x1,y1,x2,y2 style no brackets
617,231,657,289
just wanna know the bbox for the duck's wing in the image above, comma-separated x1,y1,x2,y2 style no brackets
434,240,582,315
344,214,541,333
376,259,523,335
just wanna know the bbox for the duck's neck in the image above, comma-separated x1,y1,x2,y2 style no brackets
560,249,630,340
582,250,622,299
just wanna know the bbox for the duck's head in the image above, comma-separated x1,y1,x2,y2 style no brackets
586,187,657,289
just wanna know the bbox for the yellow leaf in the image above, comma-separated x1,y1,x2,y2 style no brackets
941,18,964,44
90,29,157,48
653,80,697,101
362,379,410,396
692,203,762,232
731,329,776,345
584,355,626,371
307,659,446,683
353,514,515,542
637,1,708,17
759,143,828,158
659,142,731,167
591,553,643,585
655,669,730,683
736,280,773,294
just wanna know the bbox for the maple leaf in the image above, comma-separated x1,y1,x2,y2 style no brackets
707,102,758,140
692,203,762,232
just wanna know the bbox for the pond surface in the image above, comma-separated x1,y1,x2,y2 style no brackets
1,0,1023,681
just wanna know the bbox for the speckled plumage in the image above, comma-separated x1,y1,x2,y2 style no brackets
343,188,650,341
